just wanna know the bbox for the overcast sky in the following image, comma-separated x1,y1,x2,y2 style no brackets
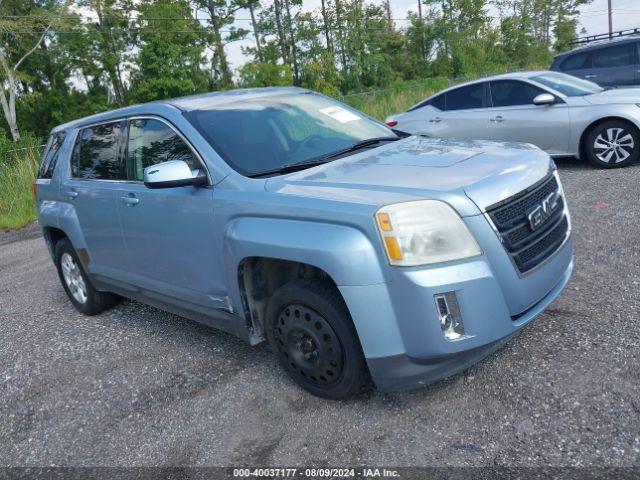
224,0,640,70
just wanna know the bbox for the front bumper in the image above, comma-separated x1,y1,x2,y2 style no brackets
338,227,573,393
364,259,573,392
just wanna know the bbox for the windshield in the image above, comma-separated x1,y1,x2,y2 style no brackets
185,92,395,177
531,72,604,97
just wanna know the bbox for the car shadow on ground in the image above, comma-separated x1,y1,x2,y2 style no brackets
554,155,640,171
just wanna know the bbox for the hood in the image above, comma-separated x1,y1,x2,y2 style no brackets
583,87,640,105
265,136,553,216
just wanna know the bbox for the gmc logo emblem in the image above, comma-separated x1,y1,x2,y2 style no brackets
527,192,559,231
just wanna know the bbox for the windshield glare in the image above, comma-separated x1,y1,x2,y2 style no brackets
185,92,394,176
531,72,603,97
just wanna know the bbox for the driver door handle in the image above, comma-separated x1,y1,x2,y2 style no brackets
585,74,597,79
429,117,442,123
490,116,505,123
121,195,139,206
65,189,78,199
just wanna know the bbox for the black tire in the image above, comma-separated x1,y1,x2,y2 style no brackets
585,120,640,168
54,238,119,315
265,280,370,399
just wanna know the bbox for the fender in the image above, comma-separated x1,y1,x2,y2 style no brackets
48,201,90,264
221,216,408,357
223,216,385,289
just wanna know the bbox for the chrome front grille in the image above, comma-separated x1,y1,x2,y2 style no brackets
486,173,569,274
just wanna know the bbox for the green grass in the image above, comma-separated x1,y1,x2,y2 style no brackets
0,138,42,230
340,77,450,120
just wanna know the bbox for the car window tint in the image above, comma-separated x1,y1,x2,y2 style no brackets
127,118,199,181
408,93,445,112
593,44,632,68
429,94,446,111
490,80,546,107
445,83,484,111
73,122,124,180
561,52,591,70
38,132,66,179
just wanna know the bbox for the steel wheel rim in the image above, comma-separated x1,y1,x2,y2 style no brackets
273,304,344,386
61,253,87,304
593,127,635,164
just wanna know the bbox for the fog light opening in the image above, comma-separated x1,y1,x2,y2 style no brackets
434,292,464,341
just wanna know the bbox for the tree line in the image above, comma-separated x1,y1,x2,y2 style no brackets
0,0,590,141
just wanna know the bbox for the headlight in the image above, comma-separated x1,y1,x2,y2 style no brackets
375,200,482,266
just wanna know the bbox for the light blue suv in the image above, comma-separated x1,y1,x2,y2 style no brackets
35,88,573,399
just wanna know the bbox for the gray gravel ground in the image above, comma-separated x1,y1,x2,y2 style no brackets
0,159,639,468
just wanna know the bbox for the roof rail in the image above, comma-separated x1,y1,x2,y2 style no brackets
569,27,640,47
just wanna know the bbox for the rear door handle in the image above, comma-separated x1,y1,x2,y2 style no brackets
490,116,505,123
585,74,597,79
120,195,139,206
429,117,442,123
65,189,78,199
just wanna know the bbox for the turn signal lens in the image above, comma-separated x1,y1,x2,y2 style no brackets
377,212,393,231
383,237,403,261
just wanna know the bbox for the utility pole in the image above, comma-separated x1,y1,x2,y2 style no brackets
608,0,613,38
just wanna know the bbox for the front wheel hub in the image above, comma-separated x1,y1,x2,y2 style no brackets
273,304,344,385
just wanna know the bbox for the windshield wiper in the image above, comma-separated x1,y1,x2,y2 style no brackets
322,136,401,160
247,159,332,178
247,136,401,178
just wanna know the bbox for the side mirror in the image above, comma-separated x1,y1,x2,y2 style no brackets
143,160,208,189
533,93,556,106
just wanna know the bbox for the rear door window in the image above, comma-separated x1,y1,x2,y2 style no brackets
592,43,633,68
38,132,66,179
490,80,546,107
444,83,485,111
72,121,125,180
561,52,591,71
126,118,200,181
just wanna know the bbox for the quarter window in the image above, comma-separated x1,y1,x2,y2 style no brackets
126,119,200,182
38,132,66,179
445,83,485,111
490,80,546,107
428,94,446,111
592,44,632,68
561,52,591,71
72,122,124,180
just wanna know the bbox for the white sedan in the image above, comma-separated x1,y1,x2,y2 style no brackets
386,71,640,168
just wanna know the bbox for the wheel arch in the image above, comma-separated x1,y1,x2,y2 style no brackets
578,116,640,160
42,226,68,253
237,257,342,345
222,217,386,345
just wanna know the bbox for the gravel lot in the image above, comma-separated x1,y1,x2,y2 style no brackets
1,158,639,468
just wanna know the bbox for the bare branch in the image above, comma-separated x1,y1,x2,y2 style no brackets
13,25,50,72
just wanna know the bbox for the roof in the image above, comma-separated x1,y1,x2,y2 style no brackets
432,70,550,92
165,86,308,110
554,35,640,58
51,86,308,133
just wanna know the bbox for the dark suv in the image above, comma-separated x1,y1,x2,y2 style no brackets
551,37,640,87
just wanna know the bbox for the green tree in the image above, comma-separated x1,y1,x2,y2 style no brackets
129,0,210,102
0,0,69,140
